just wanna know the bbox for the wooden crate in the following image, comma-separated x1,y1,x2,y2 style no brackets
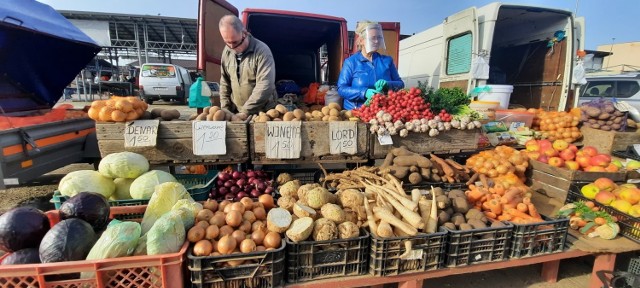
527,159,626,202
580,126,640,154
96,121,249,164
369,129,479,159
250,122,369,164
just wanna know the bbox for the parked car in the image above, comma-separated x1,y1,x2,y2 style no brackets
578,73,640,110
138,63,193,104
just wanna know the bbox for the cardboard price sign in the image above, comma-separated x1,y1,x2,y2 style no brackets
330,121,357,155
265,122,301,159
124,120,159,147
192,121,226,155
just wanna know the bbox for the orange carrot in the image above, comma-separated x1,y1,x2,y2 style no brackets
505,208,534,220
488,199,503,216
527,203,541,219
516,203,528,213
503,203,517,210
497,214,512,221
467,188,486,202
484,211,497,219
522,196,531,205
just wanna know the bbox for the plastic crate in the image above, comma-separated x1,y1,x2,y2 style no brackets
272,168,343,185
0,205,187,288
442,221,514,267
509,215,569,258
285,229,369,283
566,183,640,243
188,240,286,288
52,170,217,213
369,231,447,276
403,182,468,191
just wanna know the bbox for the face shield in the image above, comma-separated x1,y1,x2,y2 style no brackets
364,24,386,53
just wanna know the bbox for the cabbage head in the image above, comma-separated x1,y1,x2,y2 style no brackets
133,233,148,256
111,178,135,200
171,199,202,230
98,152,149,179
140,182,191,234
58,170,115,198
85,219,141,260
129,170,177,199
146,211,185,255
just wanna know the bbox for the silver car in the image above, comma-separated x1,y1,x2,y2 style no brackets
578,73,640,110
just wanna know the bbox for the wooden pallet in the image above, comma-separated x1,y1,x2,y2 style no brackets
369,129,480,159
96,121,249,164
250,122,370,164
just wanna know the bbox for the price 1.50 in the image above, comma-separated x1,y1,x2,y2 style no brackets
127,135,150,146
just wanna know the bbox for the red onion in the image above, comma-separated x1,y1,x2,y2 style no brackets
236,179,246,187
264,187,274,195
224,180,234,188
250,189,261,198
255,170,266,178
225,193,235,200
246,171,256,178
248,177,256,185
236,192,249,199
244,185,253,193
230,185,240,194
218,187,229,195
216,180,225,187
209,190,217,199
256,182,266,192
218,172,230,181
232,171,243,180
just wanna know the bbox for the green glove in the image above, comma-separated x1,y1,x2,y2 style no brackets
365,89,380,106
375,79,388,91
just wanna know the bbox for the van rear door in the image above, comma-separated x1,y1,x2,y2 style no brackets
439,7,479,93
198,0,239,82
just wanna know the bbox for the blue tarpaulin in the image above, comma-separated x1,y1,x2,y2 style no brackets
0,0,102,113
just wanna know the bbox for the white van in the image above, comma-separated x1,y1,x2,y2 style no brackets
398,2,585,111
138,63,193,104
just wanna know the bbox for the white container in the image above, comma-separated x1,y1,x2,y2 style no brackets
477,85,513,109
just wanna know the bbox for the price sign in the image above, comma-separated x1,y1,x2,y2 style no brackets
192,121,226,155
330,122,357,155
124,120,159,147
265,121,301,159
377,133,393,146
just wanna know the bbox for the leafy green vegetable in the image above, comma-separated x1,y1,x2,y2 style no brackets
425,87,471,114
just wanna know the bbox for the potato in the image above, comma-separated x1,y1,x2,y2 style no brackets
279,180,301,199
142,111,153,119
598,112,611,120
213,110,226,121
286,217,314,242
283,112,295,121
467,219,487,229
585,107,601,118
150,108,165,118
312,218,337,241
328,102,341,111
597,120,606,126
337,189,364,210
320,203,345,224
328,116,340,121
293,109,305,120
600,125,612,131
459,223,473,231
206,114,214,121
321,106,331,116
443,222,457,230
266,208,293,233
266,109,280,119
195,113,207,121
255,115,270,122
452,197,470,214
338,222,359,239
275,104,288,115
329,108,340,117
235,113,248,121
209,106,221,115
611,123,622,130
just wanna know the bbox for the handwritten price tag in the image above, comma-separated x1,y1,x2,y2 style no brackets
330,122,357,155
124,120,159,147
265,122,301,159
377,133,393,146
192,121,226,155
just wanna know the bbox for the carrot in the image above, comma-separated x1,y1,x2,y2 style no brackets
479,173,490,189
466,188,486,203
488,199,503,216
500,188,521,204
522,196,531,205
505,208,534,220
430,154,454,177
466,173,480,186
497,214,512,221
516,203,528,213
484,211,497,219
503,203,517,210
527,203,541,219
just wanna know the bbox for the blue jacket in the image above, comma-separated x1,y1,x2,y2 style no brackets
337,52,404,110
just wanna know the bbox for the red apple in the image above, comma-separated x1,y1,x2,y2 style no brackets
538,139,552,151
552,139,569,152
548,157,565,168
542,147,559,157
589,154,611,168
565,160,580,170
594,178,616,192
525,140,540,152
595,190,616,205
538,155,550,164
582,146,599,157
559,149,576,161
605,163,620,172
526,151,541,161
576,155,591,169
568,144,578,153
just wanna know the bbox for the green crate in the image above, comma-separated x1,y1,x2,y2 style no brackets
51,170,217,210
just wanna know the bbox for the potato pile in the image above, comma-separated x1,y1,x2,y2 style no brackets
187,196,283,263
253,103,355,122
531,108,582,143
429,187,505,232
87,96,148,122
192,106,249,122
149,108,181,121
379,146,473,184
274,178,364,242
580,99,627,131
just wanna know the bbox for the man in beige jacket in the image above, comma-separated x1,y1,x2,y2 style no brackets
219,15,277,115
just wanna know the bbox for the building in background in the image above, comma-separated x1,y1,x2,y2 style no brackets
596,41,640,73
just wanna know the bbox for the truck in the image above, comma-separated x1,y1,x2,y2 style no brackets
0,0,102,188
398,2,585,111
198,0,400,89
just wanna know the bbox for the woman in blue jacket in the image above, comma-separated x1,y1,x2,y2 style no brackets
337,21,404,110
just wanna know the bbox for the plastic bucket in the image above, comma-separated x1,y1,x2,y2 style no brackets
469,101,500,122
477,85,513,109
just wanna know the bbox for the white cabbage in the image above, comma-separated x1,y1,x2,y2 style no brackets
129,170,177,199
98,152,149,179
58,170,115,198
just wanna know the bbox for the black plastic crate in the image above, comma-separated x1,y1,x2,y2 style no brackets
612,146,640,161
272,168,343,185
442,221,513,267
509,215,568,258
369,231,447,276
285,229,369,283
188,240,285,288
566,183,640,243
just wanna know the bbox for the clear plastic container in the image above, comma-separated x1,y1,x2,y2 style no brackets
495,109,535,128
470,101,500,122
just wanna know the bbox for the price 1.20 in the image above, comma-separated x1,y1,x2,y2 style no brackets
195,131,222,151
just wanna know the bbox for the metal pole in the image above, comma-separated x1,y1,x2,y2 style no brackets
135,23,142,66
606,37,615,70
144,23,149,64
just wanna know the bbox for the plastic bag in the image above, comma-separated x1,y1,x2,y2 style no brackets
572,61,587,85
140,182,191,234
146,210,185,255
471,56,490,80
581,98,627,131
188,77,210,108
85,219,141,260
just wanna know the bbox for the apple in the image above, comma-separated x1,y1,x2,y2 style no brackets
552,139,569,151
565,160,580,170
581,146,599,157
585,166,607,172
542,147,559,157
605,163,620,172
568,144,579,153
538,139,552,151
525,140,540,152
628,204,640,217
538,155,550,164
611,199,632,213
611,159,623,169
620,183,638,189
627,160,640,171
526,151,541,161
580,183,600,199
576,155,591,169
559,149,575,161
619,187,640,205
593,177,616,192
548,157,565,168
595,190,616,205
589,154,611,167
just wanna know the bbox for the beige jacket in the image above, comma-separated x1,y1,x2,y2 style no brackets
219,35,277,115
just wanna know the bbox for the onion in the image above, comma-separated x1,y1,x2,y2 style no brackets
218,172,230,181
239,239,257,253
231,230,246,244
236,179,246,187
230,186,240,194
219,225,234,237
205,225,219,240
250,189,261,198
219,200,231,212
217,235,236,255
218,187,228,195
264,187,274,195
216,180,225,187
263,232,281,249
255,170,266,178
232,171,243,180
251,230,265,245
193,239,213,256
224,180,234,188
247,177,257,185
239,220,252,233
224,193,235,201
246,170,256,178
225,210,243,227
187,226,205,243
209,214,225,227
236,192,249,199
255,182,266,192
203,199,218,212
229,202,246,214
258,194,275,210
209,191,217,199
243,185,253,193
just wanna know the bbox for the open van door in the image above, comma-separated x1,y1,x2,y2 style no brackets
198,0,238,82
571,16,586,108
351,22,401,67
439,7,479,93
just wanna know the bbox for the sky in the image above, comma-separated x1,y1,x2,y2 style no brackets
39,0,637,50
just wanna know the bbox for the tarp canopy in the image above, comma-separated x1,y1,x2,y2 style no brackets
0,0,101,113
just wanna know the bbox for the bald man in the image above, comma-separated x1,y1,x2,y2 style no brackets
218,15,277,115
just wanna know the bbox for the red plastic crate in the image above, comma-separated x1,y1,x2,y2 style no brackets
0,205,187,288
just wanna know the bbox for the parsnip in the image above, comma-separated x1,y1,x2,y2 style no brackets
373,206,417,236
411,189,421,204
364,198,378,237
426,187,438,233
418,198,432,232
375,187,423,229
377,220,394,238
